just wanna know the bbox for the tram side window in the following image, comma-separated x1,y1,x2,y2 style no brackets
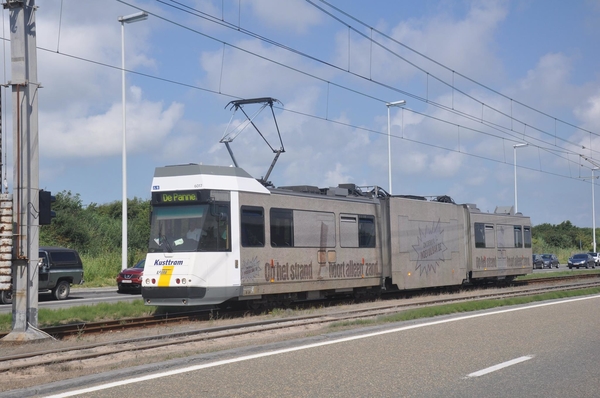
524,226,532,248
270,208,294,247
474,223,485,248
474,223,495,248
293,210,335,248
484,225,495,248
496,224,515,248
514,226,523,248
340,214,359,248
358,215,376,248
241,206,265,247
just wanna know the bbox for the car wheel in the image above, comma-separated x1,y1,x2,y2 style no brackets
568,266,572,269
52,280,70,300
0,290,12,304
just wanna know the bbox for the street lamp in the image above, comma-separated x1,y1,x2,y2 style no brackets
119,11,148,271
386,100,406,195
593,167,599,252
513,143,527,214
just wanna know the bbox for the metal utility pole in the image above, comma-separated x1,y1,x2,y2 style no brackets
581,155,600,253
2,0,47,341
513,143,527,214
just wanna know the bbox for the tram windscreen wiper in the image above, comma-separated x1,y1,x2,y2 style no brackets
162,236,173,253
156,225,173,253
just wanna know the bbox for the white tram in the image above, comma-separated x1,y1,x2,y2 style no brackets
141,164,532,307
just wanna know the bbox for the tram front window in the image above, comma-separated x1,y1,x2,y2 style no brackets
148,204,231,253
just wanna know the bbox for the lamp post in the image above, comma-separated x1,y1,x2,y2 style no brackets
386,100,406,195
593,168,599,252
513,143,528,214
119,11,148,271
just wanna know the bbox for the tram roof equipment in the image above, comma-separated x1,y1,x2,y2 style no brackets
220,97,285,187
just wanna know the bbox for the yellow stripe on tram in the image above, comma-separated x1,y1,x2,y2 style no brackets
158,265,174,287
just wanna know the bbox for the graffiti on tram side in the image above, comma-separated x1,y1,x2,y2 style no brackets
257,260,380,282
475,255,530,270
475,256,497,269
241,256,262,282
327,260,380,279
264,261,314,282
412,219,447,276
508,255,530,267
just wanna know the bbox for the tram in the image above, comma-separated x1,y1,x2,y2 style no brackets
141,163,532,307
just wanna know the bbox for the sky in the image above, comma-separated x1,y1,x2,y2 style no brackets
2,0,600,228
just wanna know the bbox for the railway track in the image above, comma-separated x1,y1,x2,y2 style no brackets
1,274,600,374
0,273,598,342
0,273,594,342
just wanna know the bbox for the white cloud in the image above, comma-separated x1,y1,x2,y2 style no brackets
40,86,184,158
428,150,462,177
199,38,325,100
574,91,600,133
245,0,324,34
333,1,509,85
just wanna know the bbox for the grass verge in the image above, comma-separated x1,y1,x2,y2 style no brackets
0,300,153,332
517,269,600,281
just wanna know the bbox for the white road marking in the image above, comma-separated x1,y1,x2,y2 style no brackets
45,294,600,397
467,355,533,378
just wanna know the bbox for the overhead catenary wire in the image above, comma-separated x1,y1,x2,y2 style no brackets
21,44,598,187
312,0,599,143
15,0,596,193
149,0,600,167
304,0,600,157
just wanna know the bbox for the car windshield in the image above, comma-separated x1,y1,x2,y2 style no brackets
573,254,588,259
133,260,145,269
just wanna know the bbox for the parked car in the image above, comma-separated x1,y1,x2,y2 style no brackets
116,259,145,293
540,253,559,269
0,290,10,305
1,246,85,304
532,254,544,269
568,253,595,269
588,252,600,266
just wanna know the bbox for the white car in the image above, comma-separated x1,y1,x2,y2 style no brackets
588,252,600,266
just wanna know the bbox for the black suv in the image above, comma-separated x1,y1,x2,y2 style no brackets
39,246,85,300
0,246,84,304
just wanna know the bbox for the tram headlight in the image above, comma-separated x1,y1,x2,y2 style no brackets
182,279,186,285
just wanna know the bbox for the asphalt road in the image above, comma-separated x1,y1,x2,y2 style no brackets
0,287,139,314
35,293,600,398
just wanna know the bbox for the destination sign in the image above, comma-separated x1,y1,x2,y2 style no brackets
152,191,205,205
161,192,197,202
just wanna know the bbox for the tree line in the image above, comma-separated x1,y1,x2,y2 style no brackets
532,220,597,251
40,191,150,266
